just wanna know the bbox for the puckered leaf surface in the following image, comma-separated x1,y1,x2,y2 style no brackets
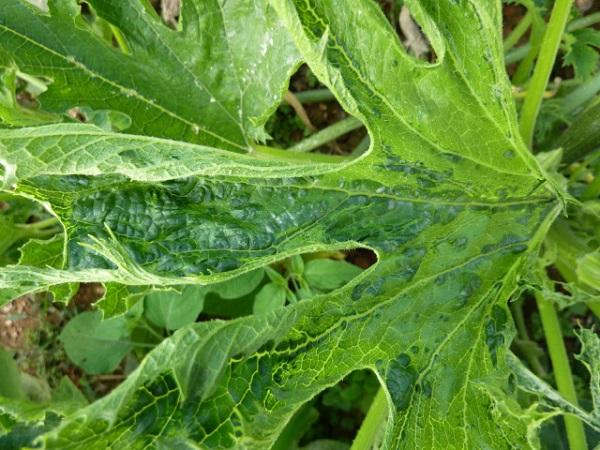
0,0,300,148
0,0,564,448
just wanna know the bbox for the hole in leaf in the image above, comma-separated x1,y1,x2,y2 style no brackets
67,106,132,132
200,249,374,320
376,0,437,64
70,283,105,309
1,66,53,118
345,248,378,269
149,0,181,29
78,3,131,54
275,369,381,448
265,65,368,155
0,194,64,265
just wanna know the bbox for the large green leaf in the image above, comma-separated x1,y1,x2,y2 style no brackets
0,0,570,448
0,0,300,148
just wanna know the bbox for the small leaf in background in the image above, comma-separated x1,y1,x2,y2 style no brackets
59,311,130,374
144,285,207,330
563,29,600,80
290,255,304,276
210,268,264,300
253,283,286,314
51,377,87,408
19,375,50,403
296,288,314,300
0,348,24,400
303,260,362,291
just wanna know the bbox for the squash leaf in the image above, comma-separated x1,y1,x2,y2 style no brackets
0,0,574,448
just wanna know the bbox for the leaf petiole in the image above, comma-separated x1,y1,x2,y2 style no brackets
293,88,336,104
535,292,588,450
16,217,59,231
504,11,532,52
519,0,574,147
289,116,363,153
351,388,387,450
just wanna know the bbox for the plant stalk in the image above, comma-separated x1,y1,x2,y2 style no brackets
251,144,346,163
351,388,387,450
517,3,588,446
569,11,600,30
505,45,531,65
510,299,546,377
512,338,547,377
512,4,546,86
535,292,588,450
110,25,130,54
284,91,316,132
352,134,371,156
519,0,574,147
17,217,60,230
289,117,363,153
504,12,532,52
294,88,336,104
504,10,599,67
562,71,600,114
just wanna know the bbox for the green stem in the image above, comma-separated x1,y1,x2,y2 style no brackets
562,71,600,113
512,5,546,86
512,338,547,377
27,228,62,238
17,217,59,230
519,0,574,148
518,4,588,444
511,299,546,377
289,117,364,153
512,299,530,341
352,134,371,156
110,25,130,54
549,220,600,321
535,292,588,450
293,88,336,104
504,12,532,52
251,144,346,164
504,12,600,66
568,11,600,30
351,388,388,450
505,44,531,65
